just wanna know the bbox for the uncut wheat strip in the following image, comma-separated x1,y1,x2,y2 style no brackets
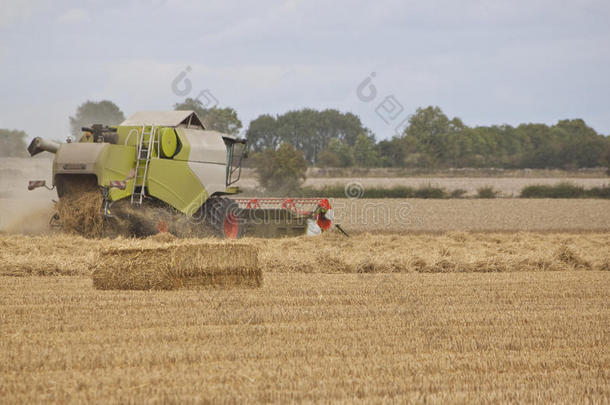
255,232,608,273
1,232,607,277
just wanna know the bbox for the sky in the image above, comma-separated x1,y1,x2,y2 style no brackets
1,0,609,142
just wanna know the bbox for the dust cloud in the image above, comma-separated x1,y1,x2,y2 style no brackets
0,156,56,234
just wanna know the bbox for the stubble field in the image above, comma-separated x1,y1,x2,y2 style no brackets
1,270,608,403
0,232,609,402
1,158,609,402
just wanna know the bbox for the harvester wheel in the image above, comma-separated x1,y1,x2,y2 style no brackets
205,197,244,239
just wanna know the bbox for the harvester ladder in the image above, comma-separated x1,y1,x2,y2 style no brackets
131,124,158,205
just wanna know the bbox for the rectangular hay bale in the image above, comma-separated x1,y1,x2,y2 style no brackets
92,243,261,290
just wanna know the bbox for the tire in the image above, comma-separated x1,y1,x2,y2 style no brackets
204,197,244,239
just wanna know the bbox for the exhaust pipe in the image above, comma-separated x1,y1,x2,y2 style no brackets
28,137,60,156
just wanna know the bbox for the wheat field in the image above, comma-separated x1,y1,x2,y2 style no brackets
0,232,609,402
1,270,608,403
1,154,609,403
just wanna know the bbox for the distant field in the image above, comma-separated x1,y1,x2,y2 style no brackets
2,158,608,198
239,166,610,196
329,198,610,233
2,197,609,234
243,167,609,178
236,176,610,197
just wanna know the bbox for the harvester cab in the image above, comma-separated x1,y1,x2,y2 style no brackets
27,110,332,239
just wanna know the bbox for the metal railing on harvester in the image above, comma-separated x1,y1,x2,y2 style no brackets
233,198,326,216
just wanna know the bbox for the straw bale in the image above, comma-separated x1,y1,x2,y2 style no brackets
92,242,261,290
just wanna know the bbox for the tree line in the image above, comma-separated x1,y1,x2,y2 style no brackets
2,100,608,170
247,106,609,169
383,106,609,169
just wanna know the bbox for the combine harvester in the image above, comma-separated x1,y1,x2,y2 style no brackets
27,111,333,239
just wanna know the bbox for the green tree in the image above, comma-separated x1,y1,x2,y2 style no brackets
275,109,318,163
318,139,354,167
69,100,125,138
317,149,341,167
402,106,464,167
353,133,379,167
251,143,307,193
317,109,367,146
246,108,371,165
173,97,204,116
174,98,242,136
517,123,561,168
376,137,406,167
0,129,28,157
246,114,280,152
554,119,606,168
602,139,610,175
247,104,609,170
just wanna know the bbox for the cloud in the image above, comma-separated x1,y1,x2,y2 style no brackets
1,0,609,140
56,8,91,24
0,0,44,28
